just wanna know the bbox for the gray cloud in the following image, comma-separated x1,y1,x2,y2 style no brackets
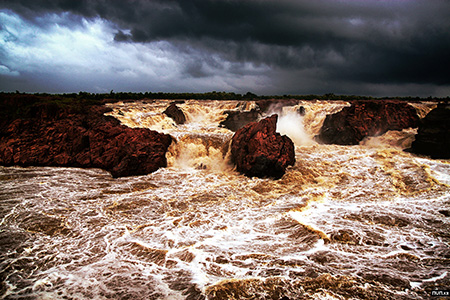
1,0,450,96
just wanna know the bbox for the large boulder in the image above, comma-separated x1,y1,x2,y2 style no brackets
230,115,295,179
163,102,186,125
410,103,450,158
316,100,420,145
0,94,172,177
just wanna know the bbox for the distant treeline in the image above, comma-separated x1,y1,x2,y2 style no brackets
2,90,449,102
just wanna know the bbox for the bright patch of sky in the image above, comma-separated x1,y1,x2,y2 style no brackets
0,10,268,93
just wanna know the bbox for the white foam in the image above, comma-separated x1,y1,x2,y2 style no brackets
276,110,315,146
411,271,448,289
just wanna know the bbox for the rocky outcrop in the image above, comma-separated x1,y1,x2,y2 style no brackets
316,100,420,145
220,100,302,132
410,103,450,158
230,115,295,179
0,94,172,177
256,99,298,113
163,103,186,124
219,109,260,131
297,106,306,116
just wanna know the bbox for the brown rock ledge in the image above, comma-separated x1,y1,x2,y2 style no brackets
0,94,172,177
316,100,420,145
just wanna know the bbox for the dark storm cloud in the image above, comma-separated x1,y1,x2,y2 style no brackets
2,0,450,94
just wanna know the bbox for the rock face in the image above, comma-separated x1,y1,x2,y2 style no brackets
256,99,299,113
316,100,420,145
219,109,260,131
164,103,186,124
220,100,301,132
230,115,295,179
410,103,450,158
0,95,172,177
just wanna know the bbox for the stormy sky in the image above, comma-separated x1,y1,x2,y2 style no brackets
1,0,449,97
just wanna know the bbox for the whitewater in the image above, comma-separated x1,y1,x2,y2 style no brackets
1,100,449,299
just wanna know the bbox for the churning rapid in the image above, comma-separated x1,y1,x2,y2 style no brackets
1,100,449,300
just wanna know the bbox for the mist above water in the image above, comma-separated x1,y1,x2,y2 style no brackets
276,109,315,146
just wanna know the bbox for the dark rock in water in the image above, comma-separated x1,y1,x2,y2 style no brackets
256,99,298,113
410,103,450,158
297,106,306,116
316,100,420,145
219,109,260,131
230,115,295,179
220,100,301,131
438,210,450,217
163,102,186,125
0,94,173,177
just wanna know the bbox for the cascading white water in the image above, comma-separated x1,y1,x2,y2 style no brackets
0,99,448,300
275,106,315,146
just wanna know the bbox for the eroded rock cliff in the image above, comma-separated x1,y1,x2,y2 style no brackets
316,100,420,145
0,94,172,177
410,103,450,158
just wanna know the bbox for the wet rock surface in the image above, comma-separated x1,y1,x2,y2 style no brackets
256,99,299,113
230,114,295,179
0,94,172,177
316,100,420,145
219,99,302,132
163,102,186,125
410,103,450,158
219,108,260,131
